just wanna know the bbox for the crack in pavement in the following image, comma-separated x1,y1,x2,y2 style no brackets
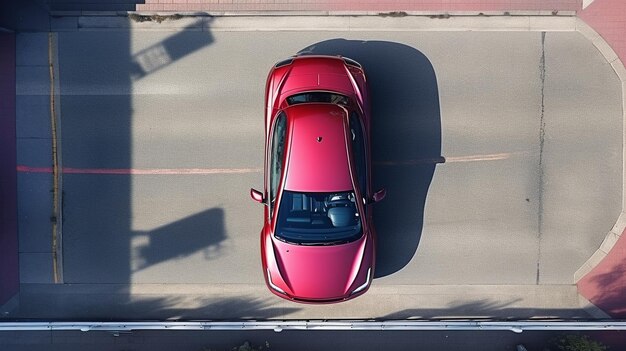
536,31,547,285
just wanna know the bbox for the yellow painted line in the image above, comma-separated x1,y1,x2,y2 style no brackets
49,33,60,284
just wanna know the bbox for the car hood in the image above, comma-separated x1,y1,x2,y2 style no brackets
271,235,368,300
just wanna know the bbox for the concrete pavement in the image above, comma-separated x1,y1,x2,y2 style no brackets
3,16,623,321
127,0,626,320
3,0,623,324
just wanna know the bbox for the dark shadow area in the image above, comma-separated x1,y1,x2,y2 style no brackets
381,300,590,320
583,260,626,319
298,39,442,277
4,290,300,320
134,208,225,271
131,19,214,80
47,0,144,12
124,297,301,321
0,33,18,307
0,0,49,32
3,329,625,351
60,27,222,281
33,18,241,322
56,30,134,282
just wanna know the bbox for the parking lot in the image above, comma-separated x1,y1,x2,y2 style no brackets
11,21,623,319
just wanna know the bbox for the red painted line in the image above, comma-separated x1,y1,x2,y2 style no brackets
374,157,446,166
17,165,51,173
375,152,525,166
17,165,261,175
17,152,521,174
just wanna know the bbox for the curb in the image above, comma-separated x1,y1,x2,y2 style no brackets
48,32,64,284
50,10,578,17
15,283,588,320
573,16,626,285
55,14,581,32
574,213,626,282
572,15,626,318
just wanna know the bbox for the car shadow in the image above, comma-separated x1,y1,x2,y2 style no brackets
298,39,442,277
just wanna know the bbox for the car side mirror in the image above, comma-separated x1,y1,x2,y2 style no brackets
372,188,386,203
250,188,265,204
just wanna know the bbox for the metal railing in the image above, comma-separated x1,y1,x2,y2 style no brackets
2,320,626,333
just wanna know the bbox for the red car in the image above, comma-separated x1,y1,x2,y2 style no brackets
250,55,386,303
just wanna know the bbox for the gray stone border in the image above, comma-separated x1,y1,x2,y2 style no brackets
68,14,579,32
572,18,626,285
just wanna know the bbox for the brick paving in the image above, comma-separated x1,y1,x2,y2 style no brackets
580,0,626,66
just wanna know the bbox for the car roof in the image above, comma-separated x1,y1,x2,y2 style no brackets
283,103,353,193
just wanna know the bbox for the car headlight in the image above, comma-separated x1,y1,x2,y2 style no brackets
351,268,371,295
267,269,286,294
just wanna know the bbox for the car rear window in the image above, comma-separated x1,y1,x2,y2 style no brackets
286,92,349,106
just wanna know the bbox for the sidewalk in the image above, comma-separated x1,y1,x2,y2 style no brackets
135,0,581,12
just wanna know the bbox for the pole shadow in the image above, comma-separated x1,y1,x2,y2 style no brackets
133,207,226,272
298,39,442,277
60,21,225,287
131,19,214,80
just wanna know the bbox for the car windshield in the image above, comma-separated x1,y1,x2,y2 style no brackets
286,92,349,106
275,190,362,245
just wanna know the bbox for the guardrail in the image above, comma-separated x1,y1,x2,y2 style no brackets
2,321,626,333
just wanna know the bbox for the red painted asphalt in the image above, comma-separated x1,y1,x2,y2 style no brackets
578,228,626,318
580,0,626,65
576,0,626,320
